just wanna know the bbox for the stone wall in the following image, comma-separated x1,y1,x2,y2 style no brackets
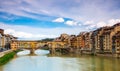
0,50,13,57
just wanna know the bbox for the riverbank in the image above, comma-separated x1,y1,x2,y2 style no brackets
0,50,13,57
0,50,20,65
50,48,120,58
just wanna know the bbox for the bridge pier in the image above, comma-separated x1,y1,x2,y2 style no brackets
49,48,56,54
30,49,35,54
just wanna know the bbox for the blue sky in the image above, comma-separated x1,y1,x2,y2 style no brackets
0,0,120,40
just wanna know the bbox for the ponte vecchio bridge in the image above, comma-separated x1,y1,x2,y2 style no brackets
11,40,68,54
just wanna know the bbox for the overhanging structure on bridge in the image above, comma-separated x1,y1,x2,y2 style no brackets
11,40,68,54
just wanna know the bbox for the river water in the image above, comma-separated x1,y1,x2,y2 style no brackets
0,50,120,71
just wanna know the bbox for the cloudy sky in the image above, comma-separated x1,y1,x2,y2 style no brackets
0,0,120,40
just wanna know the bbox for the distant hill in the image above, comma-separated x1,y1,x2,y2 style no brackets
37,38,54,42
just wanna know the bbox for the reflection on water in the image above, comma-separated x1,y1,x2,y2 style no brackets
17,50,30,56
35,49,50,55
0,50,120,71
17,49,50,56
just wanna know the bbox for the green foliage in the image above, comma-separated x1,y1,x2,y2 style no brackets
41,38,54,42
0,50,20,65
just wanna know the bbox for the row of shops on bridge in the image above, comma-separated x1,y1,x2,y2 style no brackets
1,23,120,57
9,40,67,50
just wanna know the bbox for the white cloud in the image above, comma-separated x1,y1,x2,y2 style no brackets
97,19,120,28
4,29,57,39
96,22,107,28
107,19,120,26
0,22,87,40
52,17,64,23
5,29,33,38
4,29,15,35
1,0,120,40
65,20,77,26
78,24,82,26
0,0,120,28
84,21,94,25
84,19,120,29
1,18,120,40
0,0,120,23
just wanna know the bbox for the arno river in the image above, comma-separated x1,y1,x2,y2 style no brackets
0,50,120,71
